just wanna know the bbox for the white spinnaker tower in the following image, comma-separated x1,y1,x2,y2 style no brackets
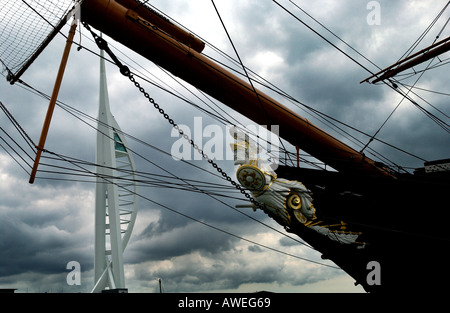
92,48,138,292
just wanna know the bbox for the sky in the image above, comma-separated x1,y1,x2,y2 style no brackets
0,0,449,293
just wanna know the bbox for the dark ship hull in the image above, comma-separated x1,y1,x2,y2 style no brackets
276,162,450,293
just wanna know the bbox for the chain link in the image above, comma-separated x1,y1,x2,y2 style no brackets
82,21,263,210
127,74,262,209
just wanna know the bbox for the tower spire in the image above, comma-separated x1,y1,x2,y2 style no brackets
92,45,139,293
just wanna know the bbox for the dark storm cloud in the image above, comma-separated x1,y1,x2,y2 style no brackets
0,184,93,277
129,220,238,261
0,216,73,276
129,240,338,292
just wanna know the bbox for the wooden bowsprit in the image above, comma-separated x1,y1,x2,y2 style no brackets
29,21,78,184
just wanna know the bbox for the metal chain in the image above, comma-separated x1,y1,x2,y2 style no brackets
126,73,262,209
81,21,263,210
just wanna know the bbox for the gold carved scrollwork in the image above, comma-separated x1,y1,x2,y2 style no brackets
286,193,308,224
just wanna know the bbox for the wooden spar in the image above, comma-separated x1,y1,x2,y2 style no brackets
29,22,78,184
115,0,205,53
81,0,393,178
363,36,450,84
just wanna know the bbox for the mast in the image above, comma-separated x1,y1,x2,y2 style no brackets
81,0,393,178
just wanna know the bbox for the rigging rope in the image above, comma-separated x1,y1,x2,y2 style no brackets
287,0,382,71
210,0,295,168
81,21,348,253
273,0,450,153
397,1,450,62
83,21,265,207
271,0,375,75
363,1,450,143
106,0,424,170
0,29,440,273
45,146,337,268
3,0,450,282
3,64,320,253
2,95,335,265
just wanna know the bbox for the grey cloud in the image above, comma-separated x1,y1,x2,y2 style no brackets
129,244,339,292
129,220,237,262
